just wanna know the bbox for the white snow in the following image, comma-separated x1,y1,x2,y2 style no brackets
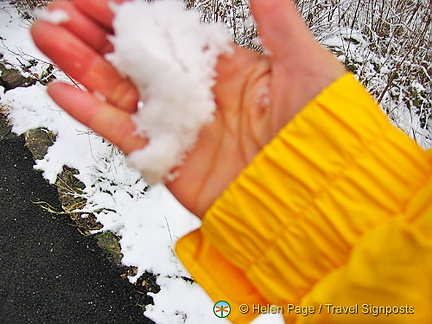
107,0,232,184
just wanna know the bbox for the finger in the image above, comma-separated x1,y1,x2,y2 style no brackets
47,1,113,54
75,0,132,31
48,82,147,154
31,21,139,112
249,0,316,60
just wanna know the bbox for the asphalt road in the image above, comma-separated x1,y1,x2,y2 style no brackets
0,116,153,323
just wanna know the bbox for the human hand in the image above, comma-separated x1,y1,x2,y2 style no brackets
31,0,345,218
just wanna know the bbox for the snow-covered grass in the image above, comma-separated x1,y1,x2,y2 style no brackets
1,1,430,323
299,0,432,149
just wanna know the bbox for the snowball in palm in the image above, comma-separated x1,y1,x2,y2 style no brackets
107,0,231,184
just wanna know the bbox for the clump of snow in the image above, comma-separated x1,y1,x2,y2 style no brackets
33,8,70,24
106,0,231,185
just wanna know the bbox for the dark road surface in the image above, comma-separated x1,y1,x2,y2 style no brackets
0,116,152,323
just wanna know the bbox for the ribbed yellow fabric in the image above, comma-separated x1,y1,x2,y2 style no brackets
175,73,432,323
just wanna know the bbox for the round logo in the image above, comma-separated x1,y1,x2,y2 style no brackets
213,301,231,318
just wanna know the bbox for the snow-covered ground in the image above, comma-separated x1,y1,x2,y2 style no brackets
0,3,281,323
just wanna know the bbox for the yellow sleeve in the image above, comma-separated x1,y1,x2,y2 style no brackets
175,73,432,323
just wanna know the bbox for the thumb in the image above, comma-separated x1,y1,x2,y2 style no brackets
249,0,316,59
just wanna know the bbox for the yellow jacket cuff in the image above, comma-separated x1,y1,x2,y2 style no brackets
175,73,432,323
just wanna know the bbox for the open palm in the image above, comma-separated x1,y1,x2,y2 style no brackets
31,0,344,218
